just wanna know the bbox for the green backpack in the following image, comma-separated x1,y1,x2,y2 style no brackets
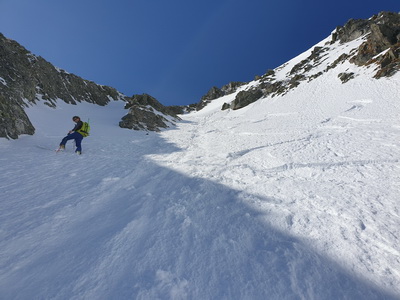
78,121,90,137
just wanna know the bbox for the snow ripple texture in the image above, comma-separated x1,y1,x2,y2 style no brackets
1,77,400,298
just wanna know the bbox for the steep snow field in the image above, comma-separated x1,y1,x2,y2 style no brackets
1,72,399,299
150,73,400,299
1,40,400,298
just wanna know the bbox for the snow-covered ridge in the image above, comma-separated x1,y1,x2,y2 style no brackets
219,34,371,110
198,11,400,112
0,11,399,300
1,61,398,299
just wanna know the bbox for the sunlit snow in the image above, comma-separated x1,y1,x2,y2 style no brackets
1,38,399,299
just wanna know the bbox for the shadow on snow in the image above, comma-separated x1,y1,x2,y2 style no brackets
0,127,398,300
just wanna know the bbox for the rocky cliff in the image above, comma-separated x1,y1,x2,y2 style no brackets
0,33,179,139
0,33,124,138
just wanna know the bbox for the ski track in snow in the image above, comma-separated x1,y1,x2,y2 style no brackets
148,75,400,299
1,80,400,298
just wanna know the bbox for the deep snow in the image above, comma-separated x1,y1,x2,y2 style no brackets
1,38,400,299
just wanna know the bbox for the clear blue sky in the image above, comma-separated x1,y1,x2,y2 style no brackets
0,0,398,106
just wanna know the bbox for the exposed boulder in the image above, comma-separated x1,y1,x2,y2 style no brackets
338,72,356,83
231,89,263,110
119,106,170,132
221,102,231,110
119,94,181,132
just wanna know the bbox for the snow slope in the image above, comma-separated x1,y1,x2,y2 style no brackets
1,47,400,299
150,71,400,299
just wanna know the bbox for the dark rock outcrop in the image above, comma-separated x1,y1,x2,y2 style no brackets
221,102,231,110
331,18,371,44
0,33,182,138
0,94,35,139
350,13,400,69
231,89,263,110
196,81,245,110
338,72,355,83
119,94,180,131
0,33,122,139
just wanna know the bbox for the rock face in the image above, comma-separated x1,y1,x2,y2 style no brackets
0,33,123,138
201,11,400,111
119,94,180,131
332,12,400,77
230,89,264,110
0,33,180,139
0,93,35,139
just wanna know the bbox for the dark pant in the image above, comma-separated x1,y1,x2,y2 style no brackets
60,132,83,152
